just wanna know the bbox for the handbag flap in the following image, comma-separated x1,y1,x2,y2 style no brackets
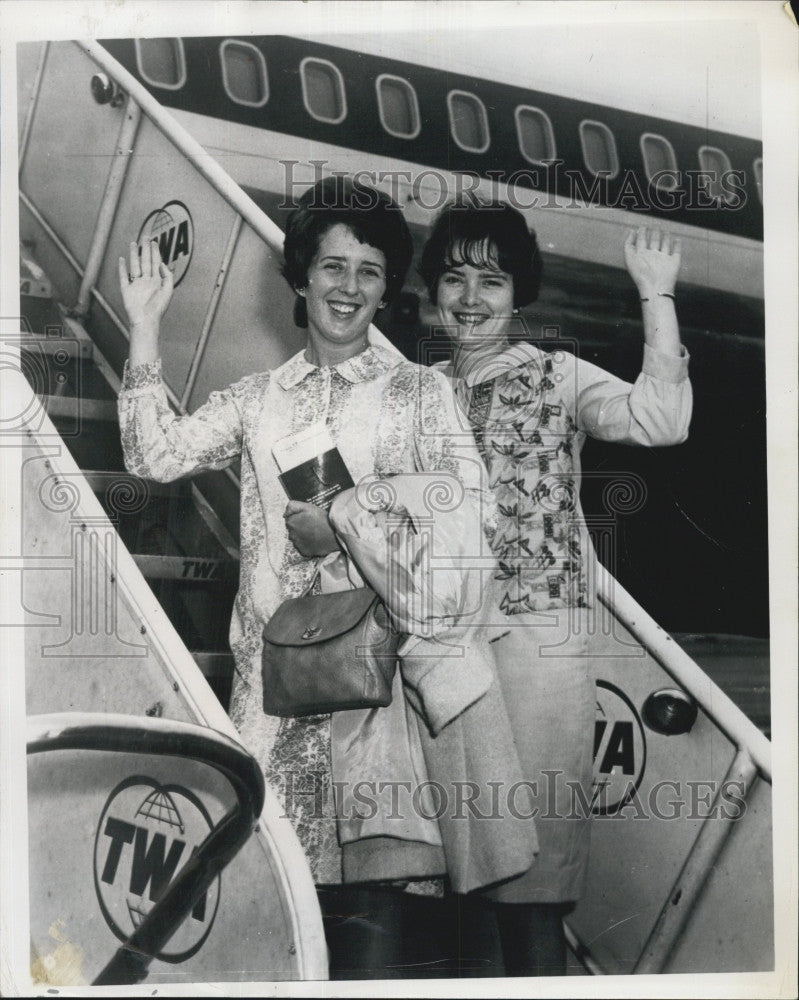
263,588,379,647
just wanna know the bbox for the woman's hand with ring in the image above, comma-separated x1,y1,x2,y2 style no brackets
118,239,174,332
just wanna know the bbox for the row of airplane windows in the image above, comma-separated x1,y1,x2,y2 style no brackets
135,37,764,203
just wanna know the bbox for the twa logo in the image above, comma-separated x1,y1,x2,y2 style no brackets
137,201,194,287
592,681,647,815
93,776,220,962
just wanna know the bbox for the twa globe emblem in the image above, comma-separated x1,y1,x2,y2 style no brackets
137,201,194,287
93,776,220,962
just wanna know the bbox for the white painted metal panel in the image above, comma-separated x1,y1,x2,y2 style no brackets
19,42,122,269
187,221,303,408
569,615,773,972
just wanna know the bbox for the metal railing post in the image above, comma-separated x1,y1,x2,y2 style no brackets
74,95,142,318
633,749,759,974
180,215,242,410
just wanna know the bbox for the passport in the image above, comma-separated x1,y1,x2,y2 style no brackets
272,423,354,510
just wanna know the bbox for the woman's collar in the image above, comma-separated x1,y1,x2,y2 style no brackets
275,344,397,389
452,341,543,386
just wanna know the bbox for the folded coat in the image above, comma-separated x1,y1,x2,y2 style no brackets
327,476,539,892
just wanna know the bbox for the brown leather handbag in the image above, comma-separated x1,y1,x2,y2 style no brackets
261,588,400,717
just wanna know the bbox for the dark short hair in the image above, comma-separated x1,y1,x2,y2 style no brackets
283,176,414,327
419,199,542,308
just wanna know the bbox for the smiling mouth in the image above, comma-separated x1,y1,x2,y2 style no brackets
328,301,361,316
454,312,491,326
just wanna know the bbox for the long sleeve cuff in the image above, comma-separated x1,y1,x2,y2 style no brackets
400,630,494,735
641,343,690,384
120,358,164,394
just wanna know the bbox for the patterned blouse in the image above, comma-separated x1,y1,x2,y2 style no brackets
118,344,484,884
441,341,692,617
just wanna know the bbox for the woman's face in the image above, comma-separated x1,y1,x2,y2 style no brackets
301,223,387,357
435,240,515,353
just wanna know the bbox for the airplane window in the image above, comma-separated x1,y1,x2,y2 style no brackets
640,133,679,191
135,38,186,90
753,157,763,203
579,120,619,177
697,146,733,202
300,58,347,124
447,91,490,153
515,106,556,164
221,40,269,107
376,75,420,139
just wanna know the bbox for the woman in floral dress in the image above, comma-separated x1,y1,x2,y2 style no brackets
419,200,692,975
117,177,488,977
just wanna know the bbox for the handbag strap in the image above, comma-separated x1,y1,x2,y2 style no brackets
306,558,383,603
302,565,322,598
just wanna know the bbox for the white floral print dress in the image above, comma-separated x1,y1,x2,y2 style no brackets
118,344,482,884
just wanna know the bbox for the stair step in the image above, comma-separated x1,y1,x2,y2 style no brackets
20,292,65,337
19,258,53,299
40,394,118,422
191,651,235,676
157,583,236,655
20,334,92,360
113,492,236,559
83,470,185,500
23,353,117,402
49,417,127,471
132,554,238,582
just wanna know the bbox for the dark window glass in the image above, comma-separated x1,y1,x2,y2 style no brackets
136,38,185,89
448,91,489,152
580,120,619,177
221,41,268,106
516,107,556,163
641,134,679,190
377,76,419,138
301,59,346,123
697,146,734,201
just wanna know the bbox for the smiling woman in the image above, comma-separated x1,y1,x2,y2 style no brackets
115,176,493,978
281,176,412,347
419,199,691,977
300,224,388,363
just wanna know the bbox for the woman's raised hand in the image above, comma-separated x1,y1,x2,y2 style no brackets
118,240,174,332
624,227,682,297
